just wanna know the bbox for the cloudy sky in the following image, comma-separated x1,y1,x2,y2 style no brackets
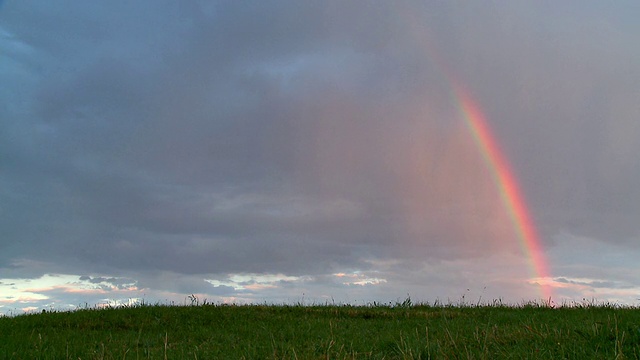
2,1,640,314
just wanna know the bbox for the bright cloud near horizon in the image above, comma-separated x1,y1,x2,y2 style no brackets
2,1,640,314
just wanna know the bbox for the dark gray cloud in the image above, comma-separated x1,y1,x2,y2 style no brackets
1,1,640,308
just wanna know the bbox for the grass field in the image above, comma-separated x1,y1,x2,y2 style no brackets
2,298,640,359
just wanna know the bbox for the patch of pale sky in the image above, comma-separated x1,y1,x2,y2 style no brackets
0,274,137,306
205,273,303,291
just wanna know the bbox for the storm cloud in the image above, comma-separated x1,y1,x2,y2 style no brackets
2,1,640,312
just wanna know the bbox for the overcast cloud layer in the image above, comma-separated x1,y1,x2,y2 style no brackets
2,1,640,313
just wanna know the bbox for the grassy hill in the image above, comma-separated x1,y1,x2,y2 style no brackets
1,299,640,359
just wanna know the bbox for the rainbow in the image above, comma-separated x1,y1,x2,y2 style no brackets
450,83,553,300
399,6,553,299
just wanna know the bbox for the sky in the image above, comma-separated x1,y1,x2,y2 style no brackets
2,1,640,314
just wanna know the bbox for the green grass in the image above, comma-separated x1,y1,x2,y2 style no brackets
2,299,640,359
